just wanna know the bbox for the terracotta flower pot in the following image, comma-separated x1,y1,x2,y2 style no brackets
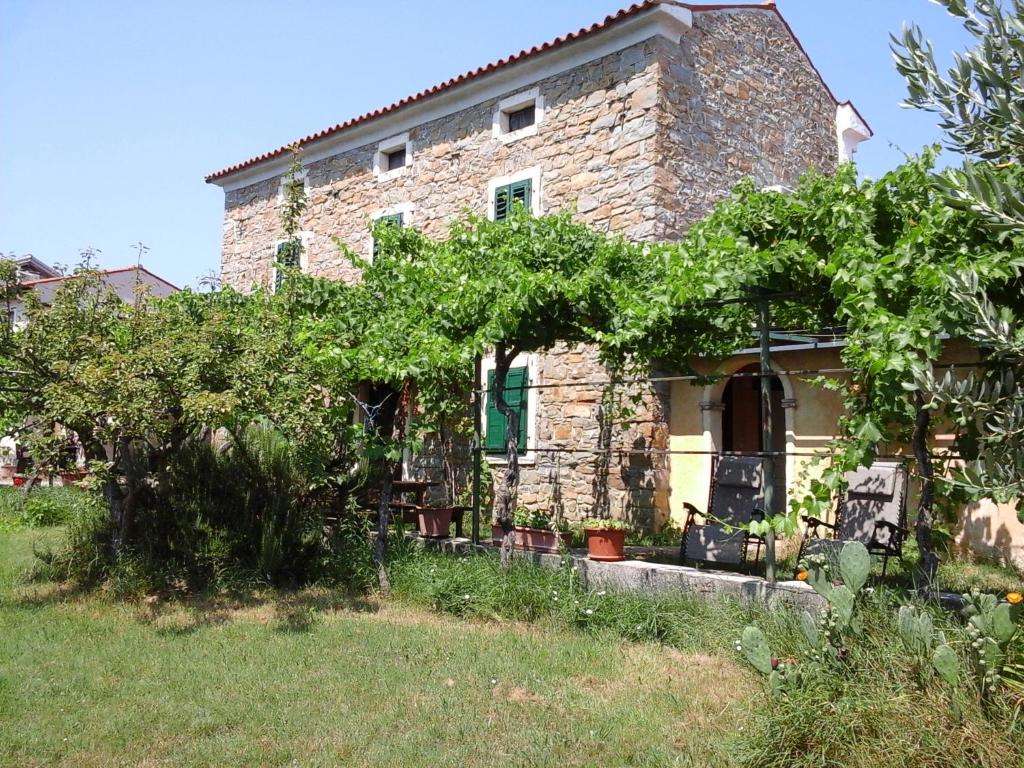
417,508,453,538
492,524,515,546
61,471,86,486
517,526,573,554
584,528,626,561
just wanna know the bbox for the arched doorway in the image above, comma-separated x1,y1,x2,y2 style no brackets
721,363,786,514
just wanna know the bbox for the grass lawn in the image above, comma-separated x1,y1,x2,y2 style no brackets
0,528,754,768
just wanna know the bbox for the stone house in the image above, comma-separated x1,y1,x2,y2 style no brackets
204,3,1024,562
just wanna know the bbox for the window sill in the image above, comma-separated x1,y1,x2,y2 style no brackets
485,453,536,467
375,166,408,184
495,125,538,145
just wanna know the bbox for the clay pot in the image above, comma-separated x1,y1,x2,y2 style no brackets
584,527,626,562
491,524,513,546
417,508,453,538
517,526,573,554
61,471,87,486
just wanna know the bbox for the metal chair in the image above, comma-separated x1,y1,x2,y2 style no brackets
680,455,767,569
798,461,909,576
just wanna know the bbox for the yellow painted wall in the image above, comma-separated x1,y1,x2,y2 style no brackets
666,344,1024,570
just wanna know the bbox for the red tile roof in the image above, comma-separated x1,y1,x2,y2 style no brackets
21,265,181,292
205,1,868,184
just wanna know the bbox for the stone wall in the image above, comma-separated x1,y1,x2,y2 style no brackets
220,38,668,291
656,9,840,236
515,343,671,530
218,8,845,530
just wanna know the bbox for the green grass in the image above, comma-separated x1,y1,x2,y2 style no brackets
3,529,1022,768
0,528,753,768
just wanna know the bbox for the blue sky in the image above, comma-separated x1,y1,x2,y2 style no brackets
1,1,971,289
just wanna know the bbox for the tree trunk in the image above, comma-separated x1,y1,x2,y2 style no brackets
912,391,939,586
374,472,394,594
372,381,412,593
492,343,521,568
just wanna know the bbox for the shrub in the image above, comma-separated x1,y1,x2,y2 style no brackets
46,421,371,593
33,497,113,586
0,486,101,530
22,487,99,527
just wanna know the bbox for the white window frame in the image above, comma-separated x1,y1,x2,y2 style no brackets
373,132,412,183
493,87,544,144
481,351,540,466
270,231,313,292
276,168,309,205
487,166,542,221
369,202,415,262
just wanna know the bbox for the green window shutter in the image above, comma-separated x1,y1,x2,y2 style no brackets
484,366,529,454
275,239,301,291
484,370,505,453
494,185,510,221
372,213,404,258
493,179,532,221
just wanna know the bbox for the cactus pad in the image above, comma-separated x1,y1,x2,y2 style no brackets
739,626,773,675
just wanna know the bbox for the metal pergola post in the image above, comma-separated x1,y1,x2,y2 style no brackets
757,294,777,584
471,354,482,545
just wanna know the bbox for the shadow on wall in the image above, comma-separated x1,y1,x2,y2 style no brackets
620,435,658,530
957,500,1024,571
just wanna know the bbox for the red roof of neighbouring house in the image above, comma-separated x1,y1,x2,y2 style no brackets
21,265,181,293
205,1,869,184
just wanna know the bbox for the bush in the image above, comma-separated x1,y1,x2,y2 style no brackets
45,421,371,594
23,487,99,527
735,599,1022,768
33,497,113,586
0,485,103,531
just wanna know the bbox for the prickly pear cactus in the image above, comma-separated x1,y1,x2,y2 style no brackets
990,603,1018,645
803,556,832,598
738,626,773,675
828,585,855,629
838,542,871,594
800,610,819,647
897,605,935,657
961,589,1024,692
931,644,959,686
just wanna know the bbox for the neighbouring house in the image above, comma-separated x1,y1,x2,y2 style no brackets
0,258,180,483
206,1,1024,568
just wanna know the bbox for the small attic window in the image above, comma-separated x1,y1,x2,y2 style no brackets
507,104,535,133
385,147,406,171
493,88,544,143
374,133,411,182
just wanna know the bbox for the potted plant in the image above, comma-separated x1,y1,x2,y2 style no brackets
60,469,87,486
417,507,453,538
514,508,573,554
581,518,630,561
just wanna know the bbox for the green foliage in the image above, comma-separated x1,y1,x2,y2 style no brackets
893,0,1024,165
579,517,630,531
962,588,1024,692
513,506,569,532
21,487,102,528
0,486,103,530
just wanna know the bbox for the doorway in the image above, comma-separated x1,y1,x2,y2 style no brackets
721,363,786,513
